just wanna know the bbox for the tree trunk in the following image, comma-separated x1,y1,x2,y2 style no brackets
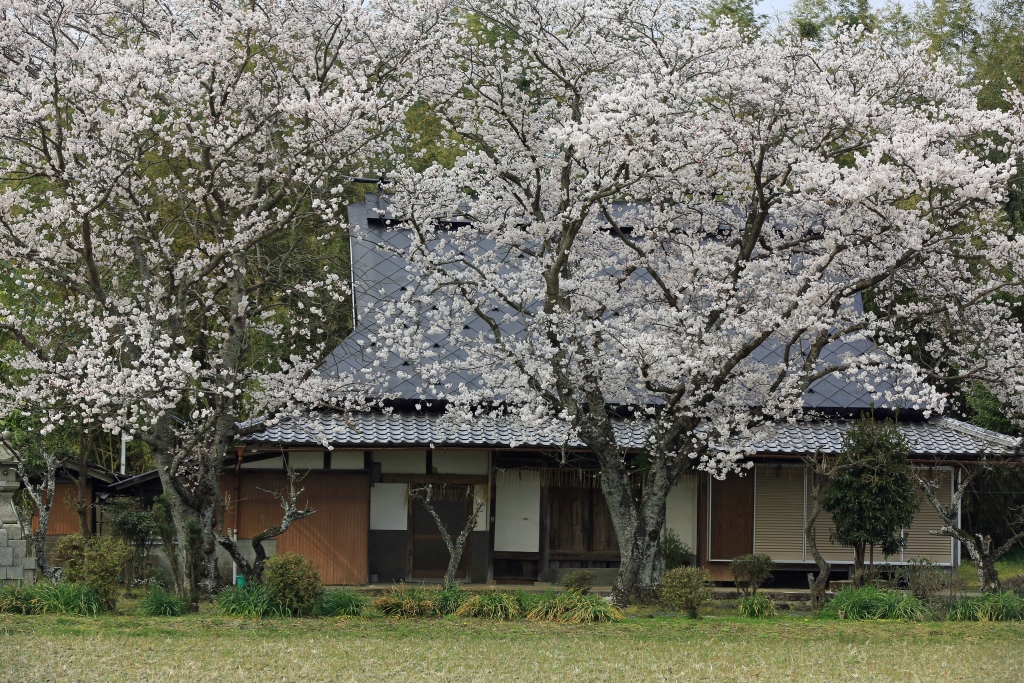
803,464,831,610
410,484,485,588
76,431,91,539
852,542,866,587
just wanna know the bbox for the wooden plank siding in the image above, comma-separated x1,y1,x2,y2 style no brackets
547,486,619,565
903,469,954,563
33,482,90,536
222,471,369,585
708,473,754,561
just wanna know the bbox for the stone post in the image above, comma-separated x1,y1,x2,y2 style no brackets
0,445,36,585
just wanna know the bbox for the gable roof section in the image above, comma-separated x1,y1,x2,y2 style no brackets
319,194,903,410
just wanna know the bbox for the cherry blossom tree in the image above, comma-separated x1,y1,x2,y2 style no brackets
376,0,1024,602
0,0,440,603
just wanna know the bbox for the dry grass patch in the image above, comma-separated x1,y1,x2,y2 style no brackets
0,613,1022,682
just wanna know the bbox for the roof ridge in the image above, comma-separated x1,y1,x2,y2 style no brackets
928,416,1022,450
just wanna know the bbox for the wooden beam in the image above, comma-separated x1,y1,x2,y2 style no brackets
381,474,487,485
538,483,551,582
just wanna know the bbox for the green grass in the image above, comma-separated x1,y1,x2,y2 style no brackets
819,587,931,621
0,612,1022,682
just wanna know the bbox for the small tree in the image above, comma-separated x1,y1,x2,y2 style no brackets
823,415,919,587
914,460,1024,593
408,484,486,588
216,461,315,584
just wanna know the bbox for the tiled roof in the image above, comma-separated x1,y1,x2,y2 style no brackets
319,194,906,410
244,410,1020,457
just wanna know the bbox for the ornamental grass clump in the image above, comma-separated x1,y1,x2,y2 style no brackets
374,585,440,617
141,586,187,617
216,584,288,618
456,591,524,620
315,589,368,617
946,592,1024,621
819,586,930,621
659,566,714,619
525,590,622,623
737,593,778,618
0,581,101,616
262,552,324,616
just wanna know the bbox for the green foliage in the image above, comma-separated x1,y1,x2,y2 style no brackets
315,589,368,617
823,415,919,572
820,587,931,621
216,584,289,618
102,497,154,589
699,0,764,34
141,586,187,617
737,593,778,618
53,533,132,610
525,591,623,623
661,529,692,571
946,592,1024,621
729,554,775,595
434,583,469,615
262,552,324,616
659,566,714,619
559,569,597,594
150,494,182,595
456,591,525,620
0,581,101,616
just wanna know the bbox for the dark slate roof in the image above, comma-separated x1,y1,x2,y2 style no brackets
244,410,1020,457
319,194,906,409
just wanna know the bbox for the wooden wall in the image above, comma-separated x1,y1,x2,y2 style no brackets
33,482,91,536
708,473,754,561
223,471,369,585
548,486,620,565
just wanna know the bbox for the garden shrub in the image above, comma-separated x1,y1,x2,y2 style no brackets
262,552,324,616
141,586,187,617
729,554,774,596
53,533,132,610
819,586,930,621
559,570,597,594
216,584,288,618
662,529,692,571
456,591,524,620
525,591,622,623
737,593,778,618
946,592,1024,622
658,566,714,618
896,559,959,602
315,589,367,617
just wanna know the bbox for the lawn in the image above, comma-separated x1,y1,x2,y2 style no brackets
1,612,1022,682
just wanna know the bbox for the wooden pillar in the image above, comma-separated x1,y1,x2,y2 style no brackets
486,453,497,584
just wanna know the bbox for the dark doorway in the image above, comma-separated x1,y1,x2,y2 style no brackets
410,497,470,579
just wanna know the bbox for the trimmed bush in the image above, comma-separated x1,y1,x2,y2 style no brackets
895,559,958,602
946,592,1024,622
216,584,288,618
141,586,187,617
729,554,774,596
820,587,930,621
456,591,524,620
315,589,368,617
525,591,622,623
737,593,778,618
262,552,324,616
53,533,133,610
559,570,597,594
659,566,714,619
